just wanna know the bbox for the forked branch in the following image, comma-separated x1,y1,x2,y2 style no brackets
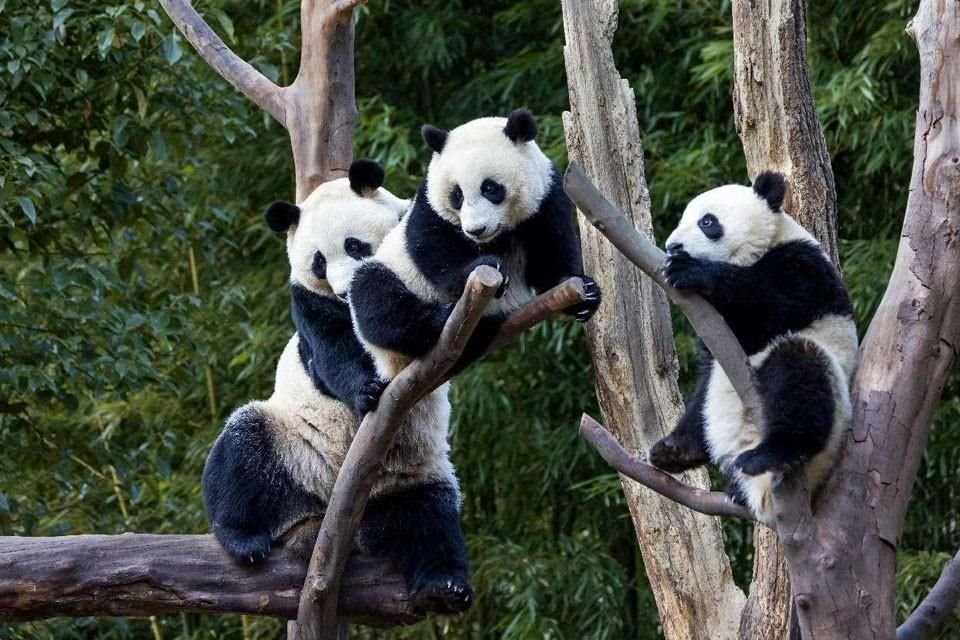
898,550,960,640
158,0,286,123
580,415,755,521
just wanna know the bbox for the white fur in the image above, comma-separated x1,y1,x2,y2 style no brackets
287,178,408,297
425,117,553,243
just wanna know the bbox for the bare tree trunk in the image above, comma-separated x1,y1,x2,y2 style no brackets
561,2,746,638
779,1,960,636
730,1,841,636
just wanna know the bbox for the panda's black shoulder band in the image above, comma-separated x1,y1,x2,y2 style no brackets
752,171,787,211
265,200,300,232
349,158,385,196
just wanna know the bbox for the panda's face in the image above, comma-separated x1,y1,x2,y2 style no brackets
265,161,407,299
664,173,787,267
423,111,553,244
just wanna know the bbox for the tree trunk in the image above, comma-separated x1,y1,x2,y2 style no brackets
731,1,841,636
561,2,746,638
779,1,960,636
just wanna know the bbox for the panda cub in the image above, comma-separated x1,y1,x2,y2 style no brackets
648,172,858,524
349,109,601,380
203,160,473,613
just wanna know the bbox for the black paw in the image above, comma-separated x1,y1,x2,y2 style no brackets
663,251,712,293
217,528,272,565
733,448,795,476
725,481,749,507
563,276,602,322
467,255,509,298
648,433,710,474
413,577,474,615
355,378,388,415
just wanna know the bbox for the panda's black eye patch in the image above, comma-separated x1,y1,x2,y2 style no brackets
450,184,464,210
480,179,506,205
312,251,327,280
344,237,372,260
698,213,724,240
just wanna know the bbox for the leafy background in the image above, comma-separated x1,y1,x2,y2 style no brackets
1,0,957,638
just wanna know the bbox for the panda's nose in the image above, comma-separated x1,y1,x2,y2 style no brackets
666,242,684,256
465,224,488,238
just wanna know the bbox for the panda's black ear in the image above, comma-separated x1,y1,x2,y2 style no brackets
504,108,538,143
421,124,449,154
264,201,300,232
349,158,385,196
752,171,787,211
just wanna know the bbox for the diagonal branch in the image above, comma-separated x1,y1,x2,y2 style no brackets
290,265,504,640
897,551,960,640
563,162,764,427
581,415,755,521
159,0,286,124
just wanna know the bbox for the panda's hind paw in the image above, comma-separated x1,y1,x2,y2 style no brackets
413,577,474,615
215,527,272,565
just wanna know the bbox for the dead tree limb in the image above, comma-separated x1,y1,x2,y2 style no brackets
561,2,746,637
289,266,503,640
159,0,362,200
158,0,286,123
0,535,416,626
898,550,960,640
580,415,755,521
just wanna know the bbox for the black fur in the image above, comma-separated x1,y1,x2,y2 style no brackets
290,284,384,415
359,481,472,614
733,338,835,476
351,170,600,373
202,405,326,564
752,171,787,211
650,239,853,476
349,158,385,196
663,241,852,355
503,108,537,143
265,201,300,233
422,124,449,154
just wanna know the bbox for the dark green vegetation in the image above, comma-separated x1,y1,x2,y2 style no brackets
1,0,956,638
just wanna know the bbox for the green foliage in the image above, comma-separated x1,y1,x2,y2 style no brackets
1,0,956,638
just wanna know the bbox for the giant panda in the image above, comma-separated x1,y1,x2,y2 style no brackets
348,109,601,380
647,171,858,524
202,160,473,613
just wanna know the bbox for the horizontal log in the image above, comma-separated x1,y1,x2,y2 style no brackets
0,534,419,626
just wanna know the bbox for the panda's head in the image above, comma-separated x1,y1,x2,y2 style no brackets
421,109,554,244
264,159,407,299
664,171,788,267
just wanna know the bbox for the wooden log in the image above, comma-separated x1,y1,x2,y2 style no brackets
0,534,419,626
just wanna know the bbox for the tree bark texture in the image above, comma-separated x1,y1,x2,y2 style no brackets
0,535,418,626
732,0,839,263
777,1,960,637
561,2,746,639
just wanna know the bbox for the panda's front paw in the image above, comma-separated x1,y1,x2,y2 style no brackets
733,447,797,477
355,378,388,415
466,255,509,298
663,251,713,293
563,276,602,322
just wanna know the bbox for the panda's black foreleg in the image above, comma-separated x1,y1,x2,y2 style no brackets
734,338,835,476
358,481,472,614
649,352,713,473
446,313,507,376
202,405,325,565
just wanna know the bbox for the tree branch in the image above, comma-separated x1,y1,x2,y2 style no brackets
580,415,755,521
0,534,418,625
898,551,960,640
158,0,286,124
486,276,586,351
290,266,503,640
563,162,764,424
